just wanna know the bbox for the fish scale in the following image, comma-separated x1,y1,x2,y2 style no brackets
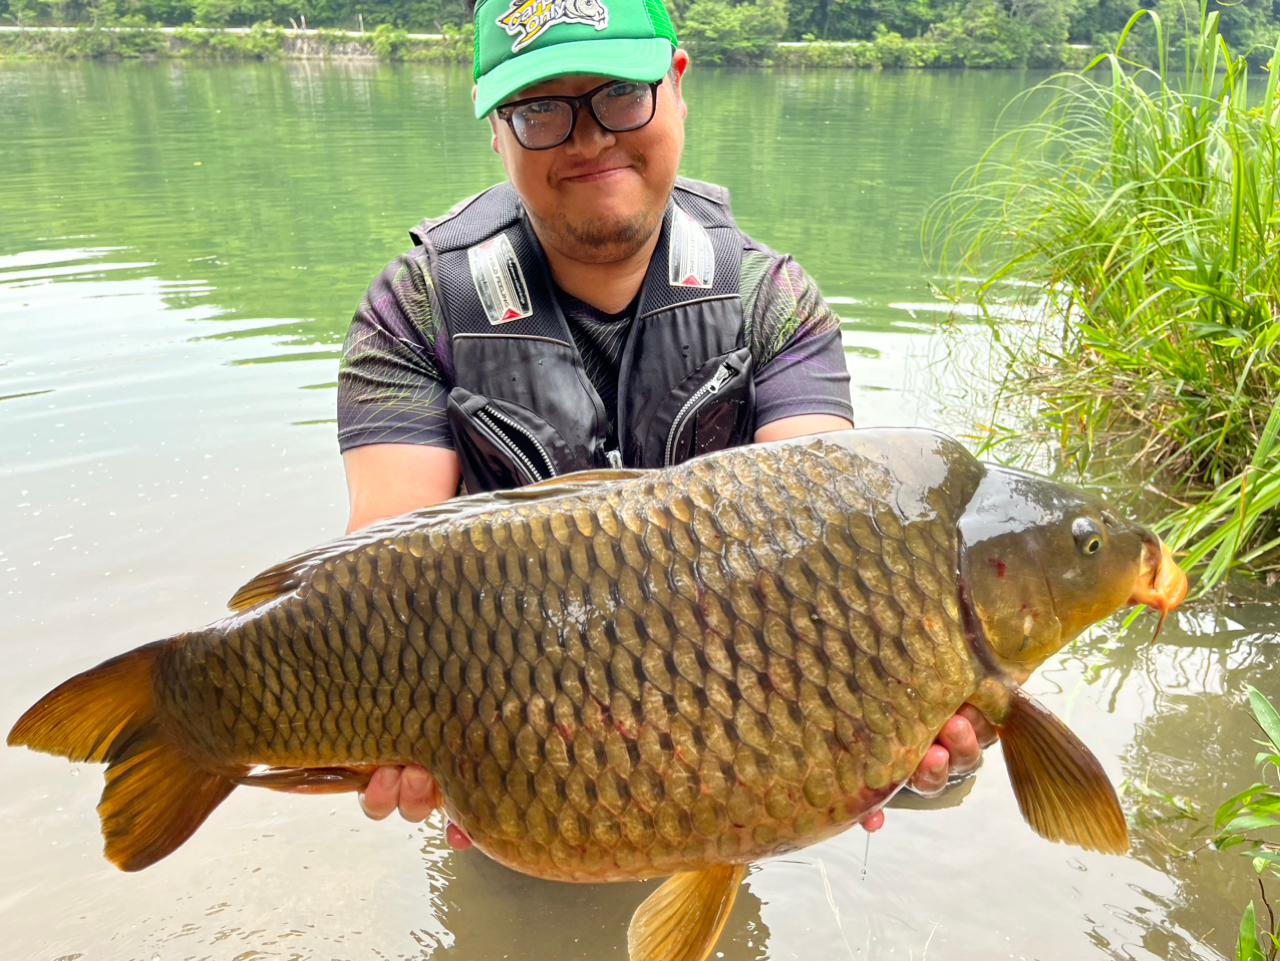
150,436,981,883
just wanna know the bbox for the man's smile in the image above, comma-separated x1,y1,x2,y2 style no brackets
556,160,638,184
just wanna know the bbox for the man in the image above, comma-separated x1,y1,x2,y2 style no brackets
336,0,992,846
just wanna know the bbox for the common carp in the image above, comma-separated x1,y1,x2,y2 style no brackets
10,428,1186,961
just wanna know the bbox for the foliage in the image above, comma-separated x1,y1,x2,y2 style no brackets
0,19,472,58
0,22,168,55
1214,687,1280,959
369,19,407,56
929,3,1280,591
174,18,284,55
678,0,787,65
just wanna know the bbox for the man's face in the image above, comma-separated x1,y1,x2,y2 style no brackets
488,50,689,265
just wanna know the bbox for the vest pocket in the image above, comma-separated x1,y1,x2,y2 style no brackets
647,346,754,468
447,389,565,492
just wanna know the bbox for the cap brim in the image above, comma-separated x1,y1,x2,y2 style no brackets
475,37,673,118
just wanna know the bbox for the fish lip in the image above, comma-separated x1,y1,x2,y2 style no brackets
1128,536,1188,612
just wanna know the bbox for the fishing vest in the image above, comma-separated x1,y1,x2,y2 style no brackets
411,177,755,493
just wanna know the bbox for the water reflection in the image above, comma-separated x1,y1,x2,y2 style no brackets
415,838,771,961
1065,609,1280,961
3,61,1277,961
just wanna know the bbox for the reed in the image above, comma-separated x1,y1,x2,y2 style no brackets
928,2,1280,592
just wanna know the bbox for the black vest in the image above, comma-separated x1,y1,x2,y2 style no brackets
412,177,755,493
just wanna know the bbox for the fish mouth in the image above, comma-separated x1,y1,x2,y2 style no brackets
1129,537,1188,612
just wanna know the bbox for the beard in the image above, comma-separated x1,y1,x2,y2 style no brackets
529,192,669,265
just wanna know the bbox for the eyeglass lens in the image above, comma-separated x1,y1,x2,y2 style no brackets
509,82,656,149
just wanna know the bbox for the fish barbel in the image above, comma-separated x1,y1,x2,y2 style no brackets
9,428,1187,961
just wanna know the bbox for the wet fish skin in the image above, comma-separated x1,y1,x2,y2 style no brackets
153,430,987,881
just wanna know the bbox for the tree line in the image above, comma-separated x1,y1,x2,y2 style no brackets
2,0,1278,68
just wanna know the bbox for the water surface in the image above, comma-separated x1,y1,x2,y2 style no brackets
1,60,1275,961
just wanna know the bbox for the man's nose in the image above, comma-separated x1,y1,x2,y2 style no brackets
565,103,615,156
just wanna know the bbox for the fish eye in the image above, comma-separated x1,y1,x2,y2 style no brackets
1072,517,1104,556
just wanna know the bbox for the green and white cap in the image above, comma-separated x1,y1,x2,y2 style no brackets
473,0,677,118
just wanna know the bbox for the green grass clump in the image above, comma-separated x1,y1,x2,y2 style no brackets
930,3,1280,592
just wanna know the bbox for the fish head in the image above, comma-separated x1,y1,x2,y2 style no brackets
958,466,1188,676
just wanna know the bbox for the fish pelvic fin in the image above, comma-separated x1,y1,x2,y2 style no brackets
7,640,244,872
627,863,747,961
996,687,1129,855
232,765,377,794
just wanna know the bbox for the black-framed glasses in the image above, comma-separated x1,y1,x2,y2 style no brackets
494,78,663,151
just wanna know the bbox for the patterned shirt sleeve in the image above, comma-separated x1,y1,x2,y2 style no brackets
336,249,456,452
741,247,855,429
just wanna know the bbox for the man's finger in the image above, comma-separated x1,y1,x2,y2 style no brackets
958,703,998,748
937,713,982,778
446,821,473,849
397,764,439,822
858,810,884,833
359,765,402,820
907,742,951,797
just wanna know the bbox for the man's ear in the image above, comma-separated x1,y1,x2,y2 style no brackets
475,86,501,153
671,48,690,119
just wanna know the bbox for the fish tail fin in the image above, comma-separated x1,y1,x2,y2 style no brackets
8,640,242,872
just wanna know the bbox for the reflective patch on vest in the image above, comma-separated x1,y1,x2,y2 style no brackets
668,207,715,288
497,0,609,52
468,232,533,325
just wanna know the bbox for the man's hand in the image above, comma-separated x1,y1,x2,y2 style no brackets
857,705,996,832
906,705,997,797
360,764,473,849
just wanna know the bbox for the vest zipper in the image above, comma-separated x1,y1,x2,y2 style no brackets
475,407,556,483
664,361,735,467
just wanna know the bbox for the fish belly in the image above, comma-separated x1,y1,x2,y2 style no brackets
156,438,982,882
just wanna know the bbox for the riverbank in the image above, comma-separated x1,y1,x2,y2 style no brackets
0,24,472,61
0,23,1095,67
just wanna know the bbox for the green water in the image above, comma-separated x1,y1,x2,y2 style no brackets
1,60,1275,961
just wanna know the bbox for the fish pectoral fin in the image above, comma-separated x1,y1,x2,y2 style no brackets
627,864,747,961
232,765,378,794
997,687,1129,855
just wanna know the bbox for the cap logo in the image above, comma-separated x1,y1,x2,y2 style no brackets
496,0,609,52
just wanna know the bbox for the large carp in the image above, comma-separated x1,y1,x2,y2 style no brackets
10,429,1186,961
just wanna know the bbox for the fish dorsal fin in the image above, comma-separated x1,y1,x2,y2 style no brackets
227,554,318,611
227,468,648,612
627,864,746,961
997,687,1129,854
504,468,648,497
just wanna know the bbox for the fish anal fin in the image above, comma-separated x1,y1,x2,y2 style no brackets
233,765,377,794
997,687,1129,855
627,863,747,961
